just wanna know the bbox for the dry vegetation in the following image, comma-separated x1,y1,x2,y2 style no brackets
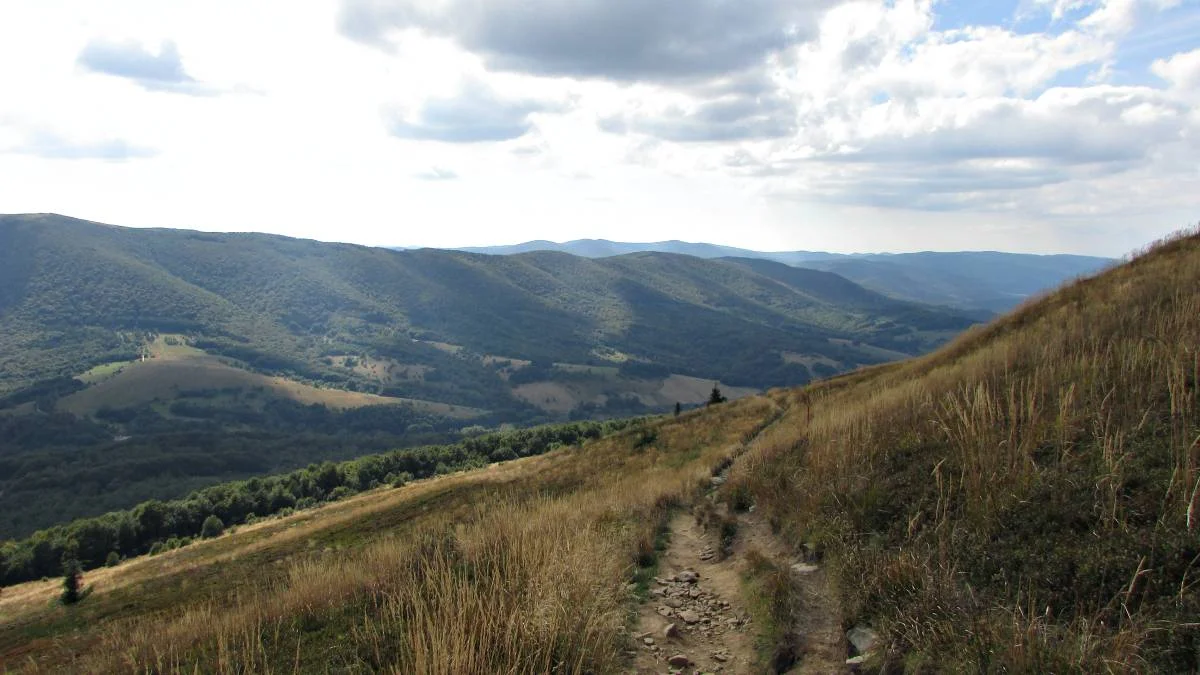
4,228,1196,673
58,349,480,418
728,228,1200,671
2,395,779,673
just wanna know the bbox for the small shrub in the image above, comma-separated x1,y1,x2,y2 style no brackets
726,483,754,512
105,551,120,567
634,428,658,450
717,514,739,558
200,515,225,539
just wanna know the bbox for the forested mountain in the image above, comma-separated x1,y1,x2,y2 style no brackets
0,213,974,399
456,238,1113,312
0,213,981,537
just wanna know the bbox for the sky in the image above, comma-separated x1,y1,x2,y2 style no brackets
0,0,1197,256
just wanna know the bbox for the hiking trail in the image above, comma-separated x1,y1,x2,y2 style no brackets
627,472,846,674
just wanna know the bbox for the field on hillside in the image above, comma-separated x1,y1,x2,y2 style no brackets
57,337,484,419
514,371,757,414
0,396,781,672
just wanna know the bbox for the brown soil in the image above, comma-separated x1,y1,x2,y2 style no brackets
627,498,845,674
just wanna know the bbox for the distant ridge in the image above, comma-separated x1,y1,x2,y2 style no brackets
453,238,842,263
448,239,1113,312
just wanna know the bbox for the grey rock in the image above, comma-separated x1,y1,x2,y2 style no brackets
664,623,680,638
790,562,820,574
676,570,699,583
846,626,880,655
665,597,684,608
668,654,691,668
679,610,702,624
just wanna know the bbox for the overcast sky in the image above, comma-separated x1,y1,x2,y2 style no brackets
0,0,1197,255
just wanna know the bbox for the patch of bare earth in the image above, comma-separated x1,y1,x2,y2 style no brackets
630,511,755,674
628,504,844,674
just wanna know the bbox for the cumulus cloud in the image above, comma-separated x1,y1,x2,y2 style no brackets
76,39,211,94
601,91,797,142
695,0,1197,217
829,87,1185,165
339,0,835,82
1153,47,1200,92
385,79,564,143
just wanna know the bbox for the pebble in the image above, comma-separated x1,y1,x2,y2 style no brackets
667,654,691,668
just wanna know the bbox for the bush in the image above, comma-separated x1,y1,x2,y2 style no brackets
61,557,83,605
200,515,225,539
105,551,120,567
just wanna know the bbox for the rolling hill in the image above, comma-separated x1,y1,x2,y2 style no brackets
0,213,977,405
456,238,1113,312
0,213,984,538
1,226,1194,673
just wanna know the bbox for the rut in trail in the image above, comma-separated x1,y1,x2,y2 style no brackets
627,480,845,674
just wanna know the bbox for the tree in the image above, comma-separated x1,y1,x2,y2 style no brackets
61,555,82,605
200,514,225,539
674,402,682,417
707,384,727,406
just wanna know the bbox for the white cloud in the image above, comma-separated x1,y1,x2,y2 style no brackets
1153,47,1200,92
0,0,1194,257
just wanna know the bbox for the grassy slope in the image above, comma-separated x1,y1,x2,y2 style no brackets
0,229,1194,672
0,396,780,673
729,228,1200,671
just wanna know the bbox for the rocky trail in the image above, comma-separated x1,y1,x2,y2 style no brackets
627,475,851,674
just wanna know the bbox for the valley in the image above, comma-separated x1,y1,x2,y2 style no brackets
0,226,1194,673
0,213,981,536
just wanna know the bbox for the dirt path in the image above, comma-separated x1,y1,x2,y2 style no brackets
629,510,756,673
628,493,846,674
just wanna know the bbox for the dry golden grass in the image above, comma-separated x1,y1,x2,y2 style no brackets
730,227,1200,671
3,396,775,673
57,351,481,417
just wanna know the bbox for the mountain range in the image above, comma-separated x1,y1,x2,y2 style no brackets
3,225,1195,673
0,213,981,535
453,239,1114,312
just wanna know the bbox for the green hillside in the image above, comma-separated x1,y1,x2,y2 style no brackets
0,213,981,539
0,213,974,399
0,228,1193,673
